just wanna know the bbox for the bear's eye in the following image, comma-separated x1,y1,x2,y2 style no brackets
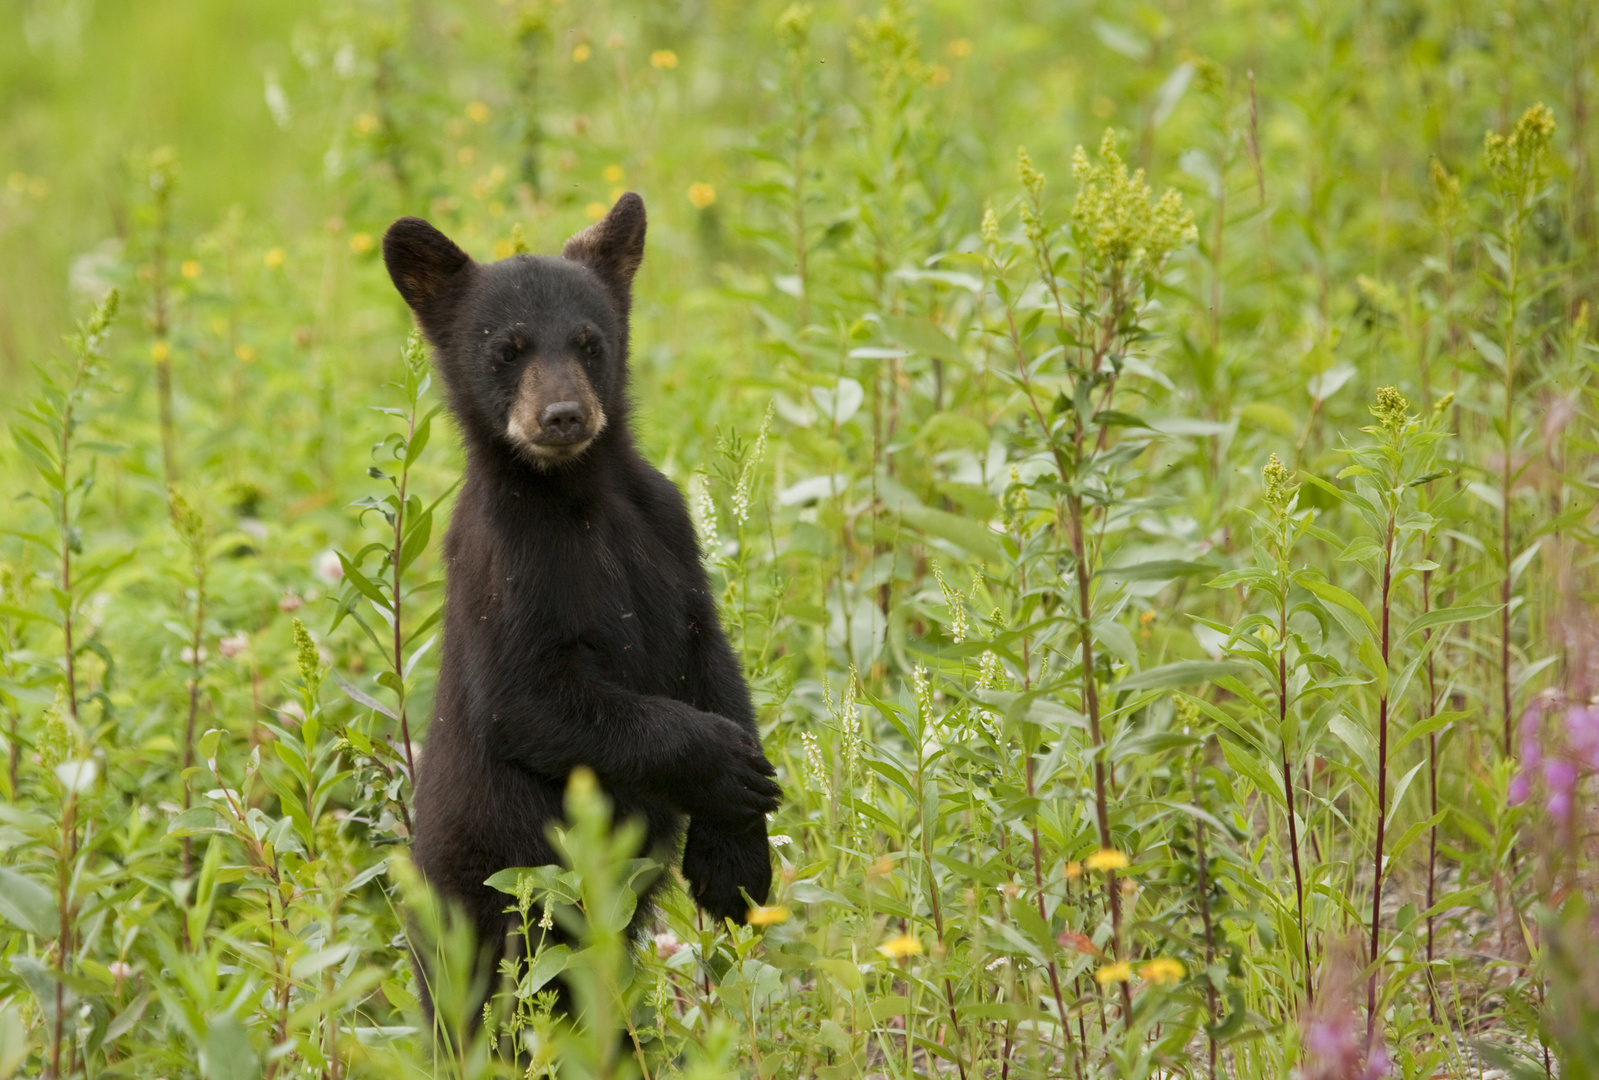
494,339,521,365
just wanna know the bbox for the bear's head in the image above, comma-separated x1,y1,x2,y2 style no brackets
381,194,647,470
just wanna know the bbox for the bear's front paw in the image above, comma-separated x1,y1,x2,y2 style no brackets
681,818,772,924
693,731,781,821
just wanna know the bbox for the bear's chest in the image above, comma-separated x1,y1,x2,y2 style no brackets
475,501,694,694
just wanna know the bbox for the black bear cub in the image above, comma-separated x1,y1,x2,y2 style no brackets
382,193,780,1007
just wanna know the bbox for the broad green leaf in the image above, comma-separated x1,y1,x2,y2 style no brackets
1118,660,1251,692
0,867,58,938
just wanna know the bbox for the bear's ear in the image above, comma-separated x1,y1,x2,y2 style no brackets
560,192,647,311
383,217,474,336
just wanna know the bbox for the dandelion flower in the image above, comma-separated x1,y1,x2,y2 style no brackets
181,260,202,279
603,164,625,183
1094,961,1131,985
466,101,491,124
571,42,591,62
349,233,374,254
1084,848,1129,872
1140,958,1185,985
264,247,285,269
650,49,678,70
584,202,607,221
687,182,716,209
747,905,790,926
878,933,922,959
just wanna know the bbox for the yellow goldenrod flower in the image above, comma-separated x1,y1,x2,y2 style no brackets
1094,961,1131,985
264,247,285,269
1084,848,1129,872
877,933,922,959
349,233,374,254
572,42,591,62
650,49,678,70
180,260,201,279
1139,958,1185,985
603,164,625,183
234,344,257,363
466,101,491,123
150,340,170,363
584,201,607,220
687,182,716,209
747,905,790,926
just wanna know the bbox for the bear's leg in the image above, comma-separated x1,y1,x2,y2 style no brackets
680,818,772,924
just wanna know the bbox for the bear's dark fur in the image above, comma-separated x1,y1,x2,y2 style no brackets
381,194,780,1010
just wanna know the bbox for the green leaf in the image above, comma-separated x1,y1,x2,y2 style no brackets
200,1013,260,1080
0,866,58,938
1329,714,1376,776
1400,604,1499,643
1117,660,1251,692
523,944,572,995
166,807,233,839
1099,559,1214,583
1302,579,1379,641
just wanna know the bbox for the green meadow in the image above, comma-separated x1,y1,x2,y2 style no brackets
2,1,1598,1077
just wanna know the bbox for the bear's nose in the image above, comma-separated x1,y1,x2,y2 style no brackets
541,401,589,440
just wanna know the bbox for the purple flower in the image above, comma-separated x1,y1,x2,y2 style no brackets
1566,704,1599,770
1509,771,1532,806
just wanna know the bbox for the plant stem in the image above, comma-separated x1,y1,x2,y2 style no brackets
1366,510,1396,1044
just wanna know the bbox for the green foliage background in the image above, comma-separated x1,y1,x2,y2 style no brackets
2,1,1599,1077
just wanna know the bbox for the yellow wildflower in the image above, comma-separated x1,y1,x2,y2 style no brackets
584,202,607,221
1064,861,1083,881
1094,961,1131,985
747,905,790,926
349,233,375,254
234,344,257,363
947,38,972,58
264,247,285,269
603,164,625,183
180,260,201,279
1084,848,1129,872
1139,958,1185,985
150,340,170,363
354,113,379,135
877,933,922,959
493,239,514,260
650,49,678,70
572,42,591,62
687,182,716,209
466,101,491,124
457,147,476,165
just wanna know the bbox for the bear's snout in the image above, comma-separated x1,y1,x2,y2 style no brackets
505,359,608,466
540,401,589,442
